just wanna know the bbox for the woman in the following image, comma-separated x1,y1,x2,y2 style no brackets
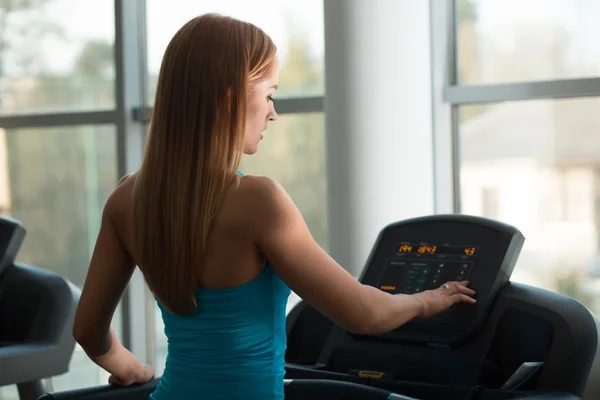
72,14,476,400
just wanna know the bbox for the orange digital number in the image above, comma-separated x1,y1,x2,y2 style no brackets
399,245,413,253
419,246,436,254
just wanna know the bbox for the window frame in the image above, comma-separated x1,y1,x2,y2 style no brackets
430,0,600,214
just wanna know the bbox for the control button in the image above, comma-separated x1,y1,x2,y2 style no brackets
432,277,439,285
436,263,445,274
459,264,470,276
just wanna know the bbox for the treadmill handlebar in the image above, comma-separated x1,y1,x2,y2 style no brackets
38,378,418,400
38,378,161,400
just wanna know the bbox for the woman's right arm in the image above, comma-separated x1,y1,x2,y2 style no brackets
250,177,476,335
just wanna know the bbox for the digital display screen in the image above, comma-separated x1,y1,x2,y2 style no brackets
397,244,477,257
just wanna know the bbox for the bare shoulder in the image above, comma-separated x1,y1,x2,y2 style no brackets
233,174,297,223
236,174,287,202
103,172,138,220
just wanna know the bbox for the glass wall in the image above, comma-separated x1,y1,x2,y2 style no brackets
455,0,600,84
452,0,600,314
145,0,324,102
1,125,117,287
0,0,115,115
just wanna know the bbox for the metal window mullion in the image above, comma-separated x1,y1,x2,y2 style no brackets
114,0,154,366
444,77,600,105
448,0,461,214
0,110,116,129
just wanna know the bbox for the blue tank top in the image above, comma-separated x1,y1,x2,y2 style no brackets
150,172,292,400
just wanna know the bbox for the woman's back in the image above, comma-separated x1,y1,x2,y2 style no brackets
111,173,291,399
116,173,280,291
152,265,290,399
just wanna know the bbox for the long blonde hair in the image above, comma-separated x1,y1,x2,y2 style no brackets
132,14,277,315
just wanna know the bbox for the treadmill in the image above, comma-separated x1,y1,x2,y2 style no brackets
285,215,600,400
0,216,80,400
38,215,600,399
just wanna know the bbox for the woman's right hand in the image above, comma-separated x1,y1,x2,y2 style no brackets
413,281,477,319
108,364,155,387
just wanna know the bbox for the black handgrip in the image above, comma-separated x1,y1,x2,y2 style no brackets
38,378,161,400
284,379,418,400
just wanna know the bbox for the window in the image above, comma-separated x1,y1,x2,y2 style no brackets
445,0,600,316
458,98,600,313
145,0,324,102
0,124,121,395
0,0,115,115
1,125,116,287
153,112,327,375
455,0,600,84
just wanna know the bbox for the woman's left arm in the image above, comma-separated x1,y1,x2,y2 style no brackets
72,185,154,385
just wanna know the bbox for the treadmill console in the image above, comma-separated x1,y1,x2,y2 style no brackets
358,214,524,345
